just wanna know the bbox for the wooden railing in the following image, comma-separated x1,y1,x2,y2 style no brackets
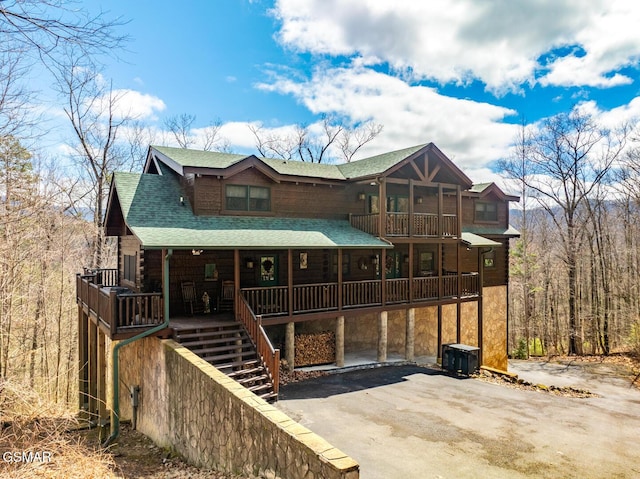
386,278,409,304
349,213,458,237
343,280,381,308
413,213,438,236
237,296,280,394
83,268,118,287
293,282,338,313
241,274,479,317
349,213,379,236
442,214,458,237
76,272,163,337
413,276,439,300
242,286,288,316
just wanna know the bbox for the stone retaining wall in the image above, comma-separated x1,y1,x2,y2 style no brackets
118,337,359,479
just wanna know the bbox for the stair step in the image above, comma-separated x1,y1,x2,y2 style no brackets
227,366,264,378
237,374,268,385
174,327,244,340
216,359,260,371
180,334,250,349
191,342,254,356
203,350,257,363
259,391,278,402
248,382,273,393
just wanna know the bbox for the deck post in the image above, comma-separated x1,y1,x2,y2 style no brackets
88,319,98,419
78,306,88,411
97,330,107,426
377,311,388,362
336,315,345,367
285,321,295,371
405,308,415,361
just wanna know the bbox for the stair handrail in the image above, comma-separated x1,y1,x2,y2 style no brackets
237,295,280,394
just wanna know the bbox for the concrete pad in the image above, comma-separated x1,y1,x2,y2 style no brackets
277,362,640,479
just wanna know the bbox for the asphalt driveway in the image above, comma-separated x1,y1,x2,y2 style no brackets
277,361,640,479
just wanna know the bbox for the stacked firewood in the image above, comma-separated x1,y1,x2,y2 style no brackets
294,331,336,366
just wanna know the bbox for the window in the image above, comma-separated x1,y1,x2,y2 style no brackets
484,250,495,268
332,253,350,275
226,185,270,211
124,254,136,282
419,251,434,275
475,202,498,222
368,194,409,214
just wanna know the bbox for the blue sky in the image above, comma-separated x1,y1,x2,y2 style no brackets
43,0,640,184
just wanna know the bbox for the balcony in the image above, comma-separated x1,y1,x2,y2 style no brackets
77,268,478,334
241,273,479,320
76,270,164,339
349,212,458,238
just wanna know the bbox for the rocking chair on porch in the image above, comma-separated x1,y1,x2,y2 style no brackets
181,281,203,316
219,280,235,312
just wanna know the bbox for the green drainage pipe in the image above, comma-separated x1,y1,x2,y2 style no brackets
102,248,172,447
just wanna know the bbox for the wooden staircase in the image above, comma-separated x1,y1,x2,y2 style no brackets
173,319,277,402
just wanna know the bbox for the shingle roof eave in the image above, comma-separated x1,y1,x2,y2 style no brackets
111,171,390,249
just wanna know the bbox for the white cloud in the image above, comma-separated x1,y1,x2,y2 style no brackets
109,90,166,120
273,0,640,92
257,66,518,179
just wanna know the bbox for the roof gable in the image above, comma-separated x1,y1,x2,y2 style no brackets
470,182,520,202
144,143,476,189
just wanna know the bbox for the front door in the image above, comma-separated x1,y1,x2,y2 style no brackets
385,251,401,279
259,255,278,286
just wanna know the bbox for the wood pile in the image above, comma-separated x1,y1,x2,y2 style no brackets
294,331,335,366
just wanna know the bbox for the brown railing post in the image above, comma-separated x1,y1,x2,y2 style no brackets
110,290,118,337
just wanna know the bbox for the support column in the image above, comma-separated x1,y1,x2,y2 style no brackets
406,308,415,361
78,307,88,411
97,330,107,425
336,316,345,367
88,319,98,418
285,322,295,371
377,311,388,362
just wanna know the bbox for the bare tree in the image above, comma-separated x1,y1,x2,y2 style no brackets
164,113,229,152
52,53,131,268
0,0,126,61
339,121,383,162
499,120,538,356
250,115,382,163
520,111,627,355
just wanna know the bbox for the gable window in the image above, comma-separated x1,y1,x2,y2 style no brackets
475,202,498,222
226,185,270,211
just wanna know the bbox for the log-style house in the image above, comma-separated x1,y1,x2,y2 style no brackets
77,142,519,408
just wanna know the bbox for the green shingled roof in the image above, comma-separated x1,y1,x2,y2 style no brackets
112,172,391,250
337,144,428,179
463,225,521,237
150,143,431,181
153,145,247,169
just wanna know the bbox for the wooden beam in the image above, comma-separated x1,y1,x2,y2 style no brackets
427,164,441,182
410,160,426,182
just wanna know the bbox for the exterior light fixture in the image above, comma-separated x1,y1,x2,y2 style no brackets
358,192,366,201
415,196,423,204
191,249,203,256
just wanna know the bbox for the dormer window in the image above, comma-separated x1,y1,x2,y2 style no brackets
475,201,498,222
226,185,270,211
